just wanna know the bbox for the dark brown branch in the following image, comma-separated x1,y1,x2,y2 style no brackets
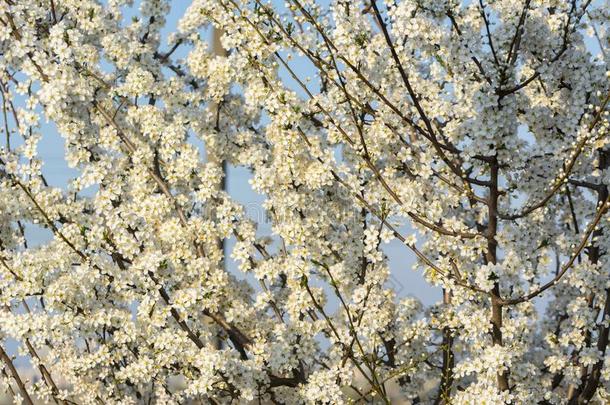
434,289,454,404
0,344,34,405
487,157,510,391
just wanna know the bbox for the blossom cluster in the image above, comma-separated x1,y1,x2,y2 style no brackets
0,0,609,403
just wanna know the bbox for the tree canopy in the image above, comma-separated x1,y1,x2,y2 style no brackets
0,0,609,403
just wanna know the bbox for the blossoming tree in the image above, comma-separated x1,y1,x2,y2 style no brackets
0,0,609,403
